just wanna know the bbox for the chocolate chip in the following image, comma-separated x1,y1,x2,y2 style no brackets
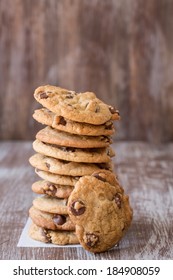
66,95,73,99
55,145,75,152
45,162,50,169
84,233,99,248
95,105,100,113
109,106,119,115
60,146,76,152
67,91,77,95
107,148,111,156
40,92,49,99
66,91,77,99
116,110,120,115
70,200,86,216
114,193,122,208
45,183,57,196
96,163,110,170
58,116,67,126
100,136,111,143
42,229,51,243
93,173,106,182
105,122,113,130
48,143,76,152
53,214,66,225
85,102,89,108
58,159,70,164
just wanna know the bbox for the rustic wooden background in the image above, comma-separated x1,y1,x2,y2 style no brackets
0,0,173,142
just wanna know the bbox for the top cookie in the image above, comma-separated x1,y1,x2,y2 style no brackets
68,171,133,253
34,85,120,125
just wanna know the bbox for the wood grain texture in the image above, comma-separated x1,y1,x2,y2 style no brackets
0,0,173,142
0,141,172,259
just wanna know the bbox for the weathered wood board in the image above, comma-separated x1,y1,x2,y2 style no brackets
0,141,172,259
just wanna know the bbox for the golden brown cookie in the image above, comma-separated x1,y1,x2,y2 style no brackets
34,85,120,124
36,126,112,148
33,196,68,214
33,139,115,163
29,206,75,231
29,222,79,245
35,168,79,186
33,108,115,136
32,180,73,198
29,153,113,176
68,172,133,253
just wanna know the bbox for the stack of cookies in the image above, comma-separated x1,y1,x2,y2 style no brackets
28,85,133,252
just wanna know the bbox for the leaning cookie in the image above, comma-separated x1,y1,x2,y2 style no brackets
68,172,133,253
36,126,112,148
29,222,79,245
29,153,113,176
29,206,75,231
33,108,115,136
34,85,120,125
33,139,115,163
32,180,73,198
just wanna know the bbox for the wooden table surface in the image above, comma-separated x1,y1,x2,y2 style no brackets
0,141,173,260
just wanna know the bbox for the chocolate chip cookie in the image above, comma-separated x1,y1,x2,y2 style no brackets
68,172,133,253
30,153,113,176
33,108,115,136
33,139,115,163
33,196,68,214
35,169,79,186
34,85,120,125
29,222,79,245
36,126,112,148
32,180,73,198
29,206,75,231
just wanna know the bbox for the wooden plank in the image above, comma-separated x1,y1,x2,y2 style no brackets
115,142,173,259
0,141,172,259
